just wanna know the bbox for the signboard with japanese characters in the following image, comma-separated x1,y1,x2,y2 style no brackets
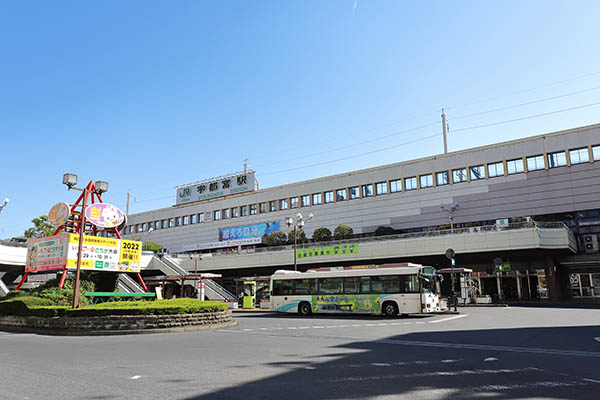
219,221,279,241
175,171,256,205
26,234,142,273
297,244,358,259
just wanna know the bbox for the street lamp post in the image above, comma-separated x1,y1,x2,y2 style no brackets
62,173,109,309
441,202,459,232
0,197,9,215
285,213,313,272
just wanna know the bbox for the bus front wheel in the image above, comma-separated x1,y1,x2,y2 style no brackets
382,302,398,317
298,302,312,315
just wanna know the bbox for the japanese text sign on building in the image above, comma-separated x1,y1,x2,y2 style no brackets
218,221,279,241
176,171,256,205
297,244,358,259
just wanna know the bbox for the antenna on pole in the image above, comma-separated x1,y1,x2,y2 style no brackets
442,108,448,154
243,159,248,174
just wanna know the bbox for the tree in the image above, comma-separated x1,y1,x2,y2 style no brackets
265,230,287,246
287,229,307,245
24,215,55,238
375,226,396,236
312,227,332,242
333,224,353,240
143,240,163,253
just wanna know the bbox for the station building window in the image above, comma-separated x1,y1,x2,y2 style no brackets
222,208,230,219
290,197,299,208
569,147,589,164
336,188,347,201
349,186,360,199
362,184,373,197
182,216,189,225
250,204,257,215
198,213,204,223
436,171,449,186
161,219,167,229
231,207,239,218
548,151,567,168
168,218,174,228
389,179,402,193
269,200,277,212
175,218,181,227
404,177,417,191
324,191,334,203
526,155,545,171
301,195,310,207
190,214,196,224
452,168,467,183
419,174,433,188
279,199,288,210
214,210,221,221
469,165,485,180
240,206,247,217
593,145,600,161
154,221,160,230
375,182,388,195
259,203,267,214
312,193,322,205
487,162,504,178
506,158,524,174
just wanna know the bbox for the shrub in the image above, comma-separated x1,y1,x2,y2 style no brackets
28,306,69,318
265,231,287,246
63,299,228,317
333,224,353,240
287,229,307,244
375,226,396,236
312,227,332,242
0,296,54,316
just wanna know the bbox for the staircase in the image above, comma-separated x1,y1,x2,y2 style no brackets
203,279,237,302
117,273,146,293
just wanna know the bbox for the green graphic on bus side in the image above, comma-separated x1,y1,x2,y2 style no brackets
312,294,380,314
297,244,358,259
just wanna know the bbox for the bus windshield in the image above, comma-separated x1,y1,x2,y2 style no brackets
420,275,437,294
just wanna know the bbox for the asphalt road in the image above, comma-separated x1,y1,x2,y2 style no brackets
1,306,600,399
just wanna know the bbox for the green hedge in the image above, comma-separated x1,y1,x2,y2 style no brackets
0,296,55,316
63,299,227,317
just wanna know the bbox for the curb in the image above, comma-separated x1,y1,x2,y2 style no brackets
0,319,238,336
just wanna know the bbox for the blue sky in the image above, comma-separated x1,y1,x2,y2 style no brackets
1,1,600,238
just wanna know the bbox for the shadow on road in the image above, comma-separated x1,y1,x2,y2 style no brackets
186,325,600,400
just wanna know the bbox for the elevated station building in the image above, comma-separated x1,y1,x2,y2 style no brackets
124,123,600,302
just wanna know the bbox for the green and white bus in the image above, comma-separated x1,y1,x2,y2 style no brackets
270,264,442,316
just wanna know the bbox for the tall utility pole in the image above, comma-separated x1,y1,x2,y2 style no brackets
126,192,134,215
442,109,448,154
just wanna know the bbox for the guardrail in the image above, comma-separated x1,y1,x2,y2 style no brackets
168,221,570,259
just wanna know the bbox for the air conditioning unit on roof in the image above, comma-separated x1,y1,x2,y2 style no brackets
582,234,599,253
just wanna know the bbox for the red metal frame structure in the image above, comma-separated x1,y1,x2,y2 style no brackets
15,180,149,295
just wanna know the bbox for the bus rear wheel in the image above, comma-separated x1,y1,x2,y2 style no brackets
298,302,312,315
382,302,398,317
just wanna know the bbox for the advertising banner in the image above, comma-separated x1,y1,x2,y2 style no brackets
85,203,125,228
296,244,358,259
176,171,256,205
312,294,381,314
26,234,142,273
182,237,262,252
219,221,279,241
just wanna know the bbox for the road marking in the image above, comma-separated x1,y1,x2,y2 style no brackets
304,366,316,370
484,357,499,362
130,376,142,380
428,314,468,324
242,328,253,331
582,378,600,384
472,381,586,391
372,363,391,366
441,359,459,363
594,337,600,342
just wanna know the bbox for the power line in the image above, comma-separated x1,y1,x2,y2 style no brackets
451,101,600,133
452,84,600,121
445,70,600,111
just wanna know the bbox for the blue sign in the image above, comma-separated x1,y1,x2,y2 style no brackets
219,221,279,241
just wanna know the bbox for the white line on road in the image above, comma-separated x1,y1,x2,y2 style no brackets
428,314,468,324
484,357,499,362
130,376,142,380
582,378,600,384
594,337,600,342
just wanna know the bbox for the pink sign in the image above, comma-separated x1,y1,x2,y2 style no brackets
85,203,125,228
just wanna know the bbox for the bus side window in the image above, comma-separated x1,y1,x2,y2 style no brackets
343,277,359,294
359,277,370,293
282,280,294,295
295,279,314,295
371,276,383,294
400,275,419,293
273,280,282,295
381,276,400,293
